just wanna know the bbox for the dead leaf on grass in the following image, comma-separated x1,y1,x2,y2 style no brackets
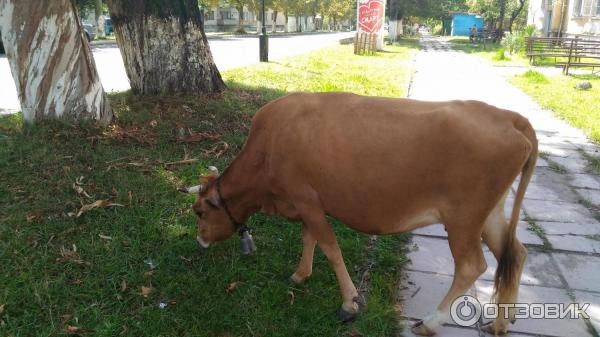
143,270,154,277
226,282,238,292
57,245,88,265
26,214,44,223
141,286,152,297
203,142,230,159
76,199,123,217
287,290,295,305
98,234,112,241
0,304,5,314
120,279,127,292
178,131,222,143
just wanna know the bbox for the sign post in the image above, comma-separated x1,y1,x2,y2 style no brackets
357,0,385,50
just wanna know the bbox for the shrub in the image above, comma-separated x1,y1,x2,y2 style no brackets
502,32,525,54
493,47,507,61
521,70,549,83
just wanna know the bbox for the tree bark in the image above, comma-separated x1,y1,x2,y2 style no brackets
498,0,507,33
236,5,244,32
508,0,526,33
95,0,105,37
284,11,289,32
0,0,112,124
272,11,278,32
107,0,225,95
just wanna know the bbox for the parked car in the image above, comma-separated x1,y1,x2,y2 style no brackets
82,21,95,41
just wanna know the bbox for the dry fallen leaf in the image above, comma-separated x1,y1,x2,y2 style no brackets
287,290,295,305
226,282,238,292
120,279,127,292
76,199,123,217
66,325,80,333
98,234,113,241
72,183,91,199
26,214,44,223
141,286,152,297
0,304,5,314
143,270,154,277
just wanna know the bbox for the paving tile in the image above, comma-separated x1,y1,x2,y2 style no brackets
547,234,600,254
399,271,471,319
406,236,560,287
539,144,577,157
522,199,597,223
412,224,448,238
553,253,600,292
577,188,600,206
548,155,589,174
517,222,544,246
523,182,574,202
475,280,591,337
570,174,600,190
539,221,600,235
572,290,600,336
400,319,480,337
536,157,549,167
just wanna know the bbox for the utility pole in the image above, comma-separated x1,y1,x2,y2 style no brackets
259,0,268,62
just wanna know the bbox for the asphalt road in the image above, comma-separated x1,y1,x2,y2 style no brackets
0,32,353,114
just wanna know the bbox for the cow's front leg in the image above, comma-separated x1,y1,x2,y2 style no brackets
290,224,317,284
318,235,360,321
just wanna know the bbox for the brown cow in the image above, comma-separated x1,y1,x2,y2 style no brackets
182,92,537,336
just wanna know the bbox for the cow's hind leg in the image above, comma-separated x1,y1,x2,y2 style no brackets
290,224,317,284
481,197,528,335
412,226,487,336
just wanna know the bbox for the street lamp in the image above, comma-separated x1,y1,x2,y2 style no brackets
259,0,268,62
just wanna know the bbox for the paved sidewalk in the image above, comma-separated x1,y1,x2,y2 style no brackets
400,35,600,336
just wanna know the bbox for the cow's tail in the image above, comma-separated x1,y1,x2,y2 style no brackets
493,120,538,304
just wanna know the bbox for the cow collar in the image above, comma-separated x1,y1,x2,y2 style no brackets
215,177,249,236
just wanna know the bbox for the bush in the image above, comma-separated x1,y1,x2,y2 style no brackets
502,32,525,54
493,47,507,61
432,23,443,35
521,70,549,84
523,24,536,38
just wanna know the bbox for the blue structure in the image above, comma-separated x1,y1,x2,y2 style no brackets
451,13,484,36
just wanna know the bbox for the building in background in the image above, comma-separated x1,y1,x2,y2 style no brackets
527,0,600,36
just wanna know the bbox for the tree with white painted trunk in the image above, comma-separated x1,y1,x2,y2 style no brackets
0,0,113,124
107,0,225,95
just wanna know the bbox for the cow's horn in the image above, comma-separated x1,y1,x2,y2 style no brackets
179,185,203,193
208,166,219,174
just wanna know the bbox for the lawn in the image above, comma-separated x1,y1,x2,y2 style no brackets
0,43,416,337
510,70,600,145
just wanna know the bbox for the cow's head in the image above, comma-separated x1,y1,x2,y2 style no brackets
180,167,237,248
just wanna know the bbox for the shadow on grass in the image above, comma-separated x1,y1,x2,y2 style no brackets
0,81,408,337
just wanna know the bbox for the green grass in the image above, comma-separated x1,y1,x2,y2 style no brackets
0,43,415,337
510,71,600,143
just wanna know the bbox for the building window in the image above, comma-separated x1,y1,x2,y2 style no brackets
205,10,215,20
220,11,233,20
596,0,600,15
573,0,583,16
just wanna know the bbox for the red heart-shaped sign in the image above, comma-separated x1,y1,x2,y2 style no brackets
358,0,384,33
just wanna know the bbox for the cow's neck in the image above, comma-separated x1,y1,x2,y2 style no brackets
218,156,263,225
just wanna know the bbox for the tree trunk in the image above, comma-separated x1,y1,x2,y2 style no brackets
0,0,112,124
107,0,225,95
498,0,506,33
95,0,105,37
272,11,278,32
284,12,289,32
236,5,244,32
508,0,526,33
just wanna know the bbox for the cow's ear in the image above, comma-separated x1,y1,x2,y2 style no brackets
206,193,221,208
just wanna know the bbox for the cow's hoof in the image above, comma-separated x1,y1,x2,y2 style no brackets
481,321,508,335
411,320,436,336
289,273,308,284
336,308,358,323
